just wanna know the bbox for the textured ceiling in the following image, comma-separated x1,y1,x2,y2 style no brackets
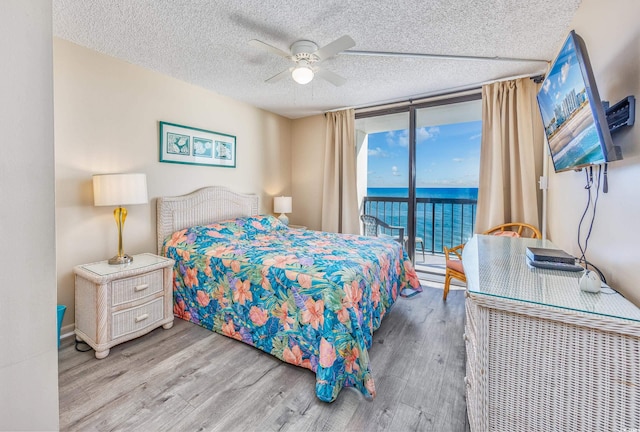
52,0,582,119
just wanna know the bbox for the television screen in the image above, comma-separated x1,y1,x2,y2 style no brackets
537,31,620,173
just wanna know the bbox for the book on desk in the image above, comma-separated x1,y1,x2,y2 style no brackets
525,246,584,272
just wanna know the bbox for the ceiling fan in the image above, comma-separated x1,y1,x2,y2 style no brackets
249,35,356,86
250,34,548,87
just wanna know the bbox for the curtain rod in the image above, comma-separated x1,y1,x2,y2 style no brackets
353,87,481,114
326,69,548,115
481,71,547,86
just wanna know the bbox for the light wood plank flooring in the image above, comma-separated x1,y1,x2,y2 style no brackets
58,284,469,432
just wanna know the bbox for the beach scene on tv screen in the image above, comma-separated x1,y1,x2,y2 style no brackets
538,35,605,171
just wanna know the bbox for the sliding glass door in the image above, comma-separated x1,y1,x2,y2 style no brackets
414,99,482,259
356,111,410,241
356,94,481,268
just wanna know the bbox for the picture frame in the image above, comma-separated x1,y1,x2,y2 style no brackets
159,121,236,168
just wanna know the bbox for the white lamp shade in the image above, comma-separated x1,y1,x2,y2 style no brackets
291,65,314,85
274,196,292,214
93,173,148,206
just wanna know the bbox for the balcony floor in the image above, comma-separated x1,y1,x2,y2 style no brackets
411,251,466,290
413,251,446,274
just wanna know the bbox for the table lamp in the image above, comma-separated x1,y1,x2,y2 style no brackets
273,196,292,226
93,173,148,264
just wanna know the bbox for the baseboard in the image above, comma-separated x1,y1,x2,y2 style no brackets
60,323,75,340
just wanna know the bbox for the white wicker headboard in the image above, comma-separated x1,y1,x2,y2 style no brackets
156,186,259,254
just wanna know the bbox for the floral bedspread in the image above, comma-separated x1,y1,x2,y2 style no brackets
163,215,421,402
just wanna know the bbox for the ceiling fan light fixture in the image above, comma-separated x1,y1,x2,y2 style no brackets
292,64,314,85
251,36,353,86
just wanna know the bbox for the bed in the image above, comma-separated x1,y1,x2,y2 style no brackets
157,186,421,402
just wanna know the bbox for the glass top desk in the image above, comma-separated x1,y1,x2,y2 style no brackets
462,234,640,324
461,235,640,432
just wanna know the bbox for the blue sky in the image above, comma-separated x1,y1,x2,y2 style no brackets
537,33,587,125
367,120,482,188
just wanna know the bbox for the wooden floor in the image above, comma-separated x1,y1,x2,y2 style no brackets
58,284,469,432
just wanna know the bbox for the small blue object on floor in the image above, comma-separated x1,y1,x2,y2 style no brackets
57,305,66,348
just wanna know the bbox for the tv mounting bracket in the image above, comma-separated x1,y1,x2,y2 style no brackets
603,95,635,134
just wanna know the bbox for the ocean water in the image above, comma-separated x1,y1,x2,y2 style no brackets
367,187,478,200
365,187,478,253
553,124,605,171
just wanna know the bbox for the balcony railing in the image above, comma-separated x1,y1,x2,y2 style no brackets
362,196,477,254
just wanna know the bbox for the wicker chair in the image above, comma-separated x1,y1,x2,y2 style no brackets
443,244,466,301
360,214,404,244
442,222,542,301
483,222,542,239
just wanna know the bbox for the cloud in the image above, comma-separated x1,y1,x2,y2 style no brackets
398,132,409,147
385,131,396,147
469,133,482,140
542,79,551,94
555,91,561,100
385,127,440,148
397,130,409,147
560,62,570,84
368,146,388,157
416,127,440,143
392,166,401,176
386,130,409,147
453,158,463,163
384,127,438,147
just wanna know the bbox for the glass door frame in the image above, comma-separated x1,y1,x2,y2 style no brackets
356,92,481,262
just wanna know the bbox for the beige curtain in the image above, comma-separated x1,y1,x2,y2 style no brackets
476,78,544,233
321,109,359,234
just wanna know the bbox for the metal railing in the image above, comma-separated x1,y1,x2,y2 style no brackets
362,196,477,254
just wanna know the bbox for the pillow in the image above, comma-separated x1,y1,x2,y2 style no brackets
446,259,464,273
492,231,520,238
211,215,284,236
166,215,284,249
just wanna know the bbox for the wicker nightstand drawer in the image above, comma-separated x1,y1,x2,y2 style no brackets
111,297,164,339
111,269,163,306
74,253,175,359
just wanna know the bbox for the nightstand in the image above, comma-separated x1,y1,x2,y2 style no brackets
74,253,175,359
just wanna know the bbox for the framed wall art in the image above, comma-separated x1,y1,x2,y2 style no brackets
159,121,236,168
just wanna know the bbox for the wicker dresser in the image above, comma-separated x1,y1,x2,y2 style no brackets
74,253,175,359
462,235,640,432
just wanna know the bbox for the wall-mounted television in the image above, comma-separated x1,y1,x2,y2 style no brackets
536,30,622,173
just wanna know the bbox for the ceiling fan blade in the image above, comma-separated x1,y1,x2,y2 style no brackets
315,35,356,61
265,68,292,83
249,39,291,59
315,67,347,87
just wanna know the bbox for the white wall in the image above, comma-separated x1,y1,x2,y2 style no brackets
547,0,640,306
54,39,292,330
356,130,369,219
0,1,59,430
